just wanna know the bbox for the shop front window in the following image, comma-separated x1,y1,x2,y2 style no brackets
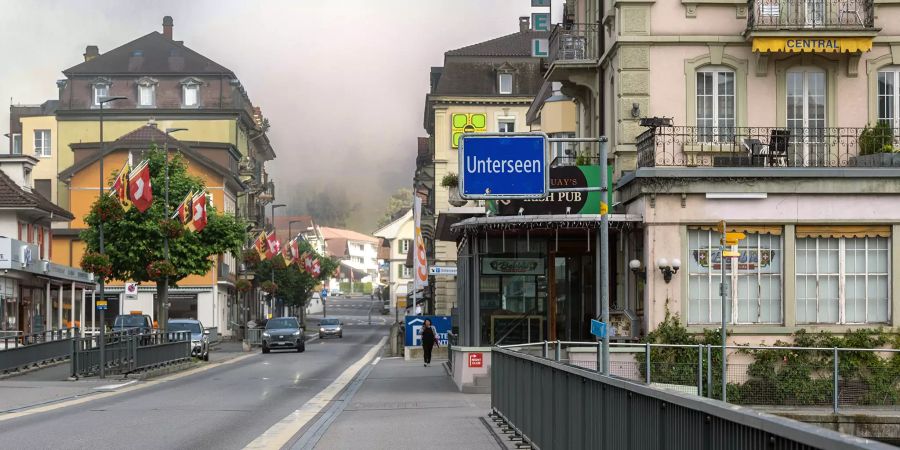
688,228,783,325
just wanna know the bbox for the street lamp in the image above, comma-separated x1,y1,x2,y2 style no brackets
288,220,306,241
97,95,126,379
160,127,188,330
270,204,286,317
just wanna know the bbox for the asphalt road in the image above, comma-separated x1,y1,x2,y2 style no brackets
312,295,392,328
0,299,389,450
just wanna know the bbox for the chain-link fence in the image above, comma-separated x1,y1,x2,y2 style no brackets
502,340,900,413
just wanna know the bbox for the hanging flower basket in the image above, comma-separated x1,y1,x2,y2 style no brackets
146,260,177,279
448,186,468,207
159,219,184,239
235,279,252,292
92,195,125,223
80,252,112,281
260,280,278,294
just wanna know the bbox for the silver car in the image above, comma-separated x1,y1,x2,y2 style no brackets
318,318,343,339
168,319,209,361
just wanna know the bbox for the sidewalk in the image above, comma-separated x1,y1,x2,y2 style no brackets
312,357,510,450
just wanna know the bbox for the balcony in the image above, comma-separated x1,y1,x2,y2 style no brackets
747,0,875,32
545,23,600,83
636,125,900,169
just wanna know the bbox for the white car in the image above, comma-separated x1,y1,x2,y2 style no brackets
330,288,343,297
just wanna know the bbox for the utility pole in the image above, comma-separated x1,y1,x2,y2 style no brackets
96,95,125,379
598,136,610,376
718,220,745,401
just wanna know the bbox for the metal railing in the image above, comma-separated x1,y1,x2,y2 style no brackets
0,328,78,374
205,326,220,344
245,328,263,346
748,0,875,30
548,23,600,65
71,330,190,377
503,340,900,414
637,125,900,168
550,155,600,167
492,346,894,450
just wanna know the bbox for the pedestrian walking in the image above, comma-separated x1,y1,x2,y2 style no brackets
421,318,439,367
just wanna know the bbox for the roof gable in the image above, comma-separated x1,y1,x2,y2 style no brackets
446,30,549,57
0,167,73,220
64,32,234,76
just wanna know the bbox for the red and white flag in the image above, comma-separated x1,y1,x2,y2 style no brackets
289,239,300,265
188,191,207,232
265,232,280,259
311,258,321,277
128,160,152,212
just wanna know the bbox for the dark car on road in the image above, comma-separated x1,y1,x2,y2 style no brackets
318,318,343,339
262,317,305,353
168,319,210,361
113,312,155,334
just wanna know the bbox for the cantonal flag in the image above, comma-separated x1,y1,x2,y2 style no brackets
289,239,300,265
173,190,194,226
109,162,132,210
254,232,268,260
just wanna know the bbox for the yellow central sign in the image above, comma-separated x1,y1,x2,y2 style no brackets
752,37,873,53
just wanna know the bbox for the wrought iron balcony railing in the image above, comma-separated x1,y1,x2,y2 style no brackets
548,23,601,65
636,125,900,168
747,0,875,31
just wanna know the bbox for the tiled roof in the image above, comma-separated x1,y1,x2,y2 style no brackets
321,227,378,243
64,32,233,76
0,166,74,220
446,30,549,57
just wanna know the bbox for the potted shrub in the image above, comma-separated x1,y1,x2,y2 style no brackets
441,173,467,207
854,122,899,166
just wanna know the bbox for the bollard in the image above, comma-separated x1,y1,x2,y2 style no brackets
555,341,561,362
542,340,548,358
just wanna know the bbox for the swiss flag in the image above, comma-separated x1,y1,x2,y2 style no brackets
311,258,321,277
266,232,280,259
128,160,153,212
189,192,207,232
289,239,300,265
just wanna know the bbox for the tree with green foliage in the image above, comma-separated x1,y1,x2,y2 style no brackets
81,147,246,326
252,239,338,320
376,187,413,228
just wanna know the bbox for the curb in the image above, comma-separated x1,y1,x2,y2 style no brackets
0,357,70,380
125,359,200,381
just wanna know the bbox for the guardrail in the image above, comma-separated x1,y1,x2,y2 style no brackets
246,328,263,346
492,346,893,450
71,330,191,377
0,328,78,374
205,326,220,344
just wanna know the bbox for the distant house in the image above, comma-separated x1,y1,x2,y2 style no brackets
373,210,414,310
321,227,379,291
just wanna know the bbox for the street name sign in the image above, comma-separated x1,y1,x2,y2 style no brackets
459,133,549,200
429,266,457,276
96,300,108,311
590,319,607,338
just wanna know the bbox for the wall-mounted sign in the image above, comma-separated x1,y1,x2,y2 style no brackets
532,13,550,32
490,166,601,215
531,0,550,6
751,37,873,53
482,258,545,275
468,352,484,368
124,282,138,300
451,113,486,149
459,133,549,199
429,266,457,276
532,39,549,57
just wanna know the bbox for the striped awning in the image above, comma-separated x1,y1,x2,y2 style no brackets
752,37,873,53
796,225,890,239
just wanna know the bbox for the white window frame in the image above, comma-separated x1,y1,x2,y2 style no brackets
877,67,900,130
399,239,411,254
401,265,413,279
498,73,513,95
687,229,783,325
796,236,891,324
696,66,736,143
181,78,201,107
137,78,157,107
92,83,109,106
33,130,51,157
11,133,21,155
498,119,516,133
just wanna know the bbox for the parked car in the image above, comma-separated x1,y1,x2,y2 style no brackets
330,288,343,297
318,318,343,339
112,312,155,334
167,319,209,361
262,317,305,353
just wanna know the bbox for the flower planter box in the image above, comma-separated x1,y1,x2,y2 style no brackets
850,153,900,167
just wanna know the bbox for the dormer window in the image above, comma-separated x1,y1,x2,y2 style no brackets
91,78,111,106
136,77,158,107
498,73,513,94
181,77,202,107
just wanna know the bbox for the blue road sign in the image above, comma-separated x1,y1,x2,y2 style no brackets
459,133,548,199
590,319,607,339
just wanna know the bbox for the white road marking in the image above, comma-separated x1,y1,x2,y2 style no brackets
243,336,387,450
371,357,381,366
93,380,138,391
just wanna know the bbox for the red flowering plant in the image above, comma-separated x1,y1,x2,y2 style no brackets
80,252,112,281
260,280,278,294
91,195,125,223
235,279,252,292
158,218,183,239
146,260,177,279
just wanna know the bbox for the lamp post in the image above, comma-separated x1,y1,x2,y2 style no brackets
97,95,126,379
270,204,286,317
288,220,305,241
160,128,188,331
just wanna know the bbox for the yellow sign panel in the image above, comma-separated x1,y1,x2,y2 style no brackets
724,232,746,245
600,202,608,215
723,250,741,257
752,37,873,53
452,113,487,149
96,300,108,306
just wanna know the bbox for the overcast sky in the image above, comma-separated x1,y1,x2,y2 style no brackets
0,0,537,232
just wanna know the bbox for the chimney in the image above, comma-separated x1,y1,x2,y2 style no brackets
83,45,99,62
162,16,174,39
519,16,530,32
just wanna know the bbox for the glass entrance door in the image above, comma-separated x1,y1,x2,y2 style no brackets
787,69,827,166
